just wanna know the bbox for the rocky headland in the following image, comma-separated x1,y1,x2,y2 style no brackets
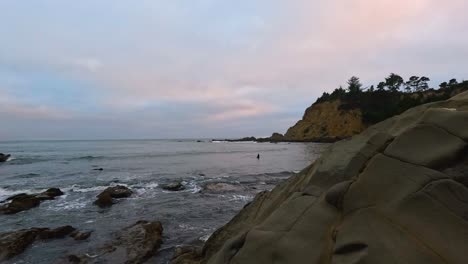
172,91,468,263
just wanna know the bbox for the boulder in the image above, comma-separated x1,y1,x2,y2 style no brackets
62,220,163,264
162,181,186,191
0,153,10,162
94,185,132,208
0,188,65,214
0,226,79,261
173,91,468,264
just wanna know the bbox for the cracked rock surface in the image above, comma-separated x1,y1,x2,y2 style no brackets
172,91,468,264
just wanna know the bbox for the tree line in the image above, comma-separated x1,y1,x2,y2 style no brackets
315,74,468,124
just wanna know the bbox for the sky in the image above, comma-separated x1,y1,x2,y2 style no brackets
1,0,468,140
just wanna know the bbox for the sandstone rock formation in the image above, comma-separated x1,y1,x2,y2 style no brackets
63,220,163,264
172,91,468,264
284,100,366,142
94,185,133,208
0,188,64,214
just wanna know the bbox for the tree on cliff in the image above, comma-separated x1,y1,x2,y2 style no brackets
385,73,404,92
347,76,362,95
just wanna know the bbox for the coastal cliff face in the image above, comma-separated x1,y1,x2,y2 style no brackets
172,91,468,264
284,100,366,142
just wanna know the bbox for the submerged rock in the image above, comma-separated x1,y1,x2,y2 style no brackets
62,220,163,264
0,188,64,214
0,226,80,261
0,153,10,162
162,181,186,191
174,91,468,264
201,183,245,193
94,185,133,208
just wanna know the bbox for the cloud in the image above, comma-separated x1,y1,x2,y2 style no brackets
0,0,468,139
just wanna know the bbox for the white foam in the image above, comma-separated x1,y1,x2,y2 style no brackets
199,233,212,242
229,194,254,202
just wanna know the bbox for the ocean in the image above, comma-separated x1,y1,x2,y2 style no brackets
0,139,327,263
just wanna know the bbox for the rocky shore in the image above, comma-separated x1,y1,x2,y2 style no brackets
172,91,468,263
1,92,466,263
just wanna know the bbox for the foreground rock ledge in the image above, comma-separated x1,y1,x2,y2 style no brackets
172,91,468,264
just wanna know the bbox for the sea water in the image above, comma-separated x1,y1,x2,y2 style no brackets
0,139,327,263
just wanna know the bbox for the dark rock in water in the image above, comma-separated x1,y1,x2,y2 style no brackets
94,185,133,208
37,226,76,240
0,228,40,261
0,153,10,162
62,220,163,264
201,182,245,193
0,226,79,261
197,140,203,143
94,192,113,208
198,173,206,176
173,91,468,264
162,181,185,191
0,188,65,214
93,168,104,171
70,231,92,241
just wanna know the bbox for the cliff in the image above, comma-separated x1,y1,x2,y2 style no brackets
279,81,468,142
172,91,468,264
284,100,366,142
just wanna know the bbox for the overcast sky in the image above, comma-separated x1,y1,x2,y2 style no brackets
1,0,467,140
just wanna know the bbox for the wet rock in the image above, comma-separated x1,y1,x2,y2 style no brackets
0,226,79,261
93,168,104,171
94,192,113,208
0,153,10,162
94,185,132,208
162,181,185,191
70,231,92,241
63,220,163,264
0,188,65,214
37,226,76,240
201,182,245,193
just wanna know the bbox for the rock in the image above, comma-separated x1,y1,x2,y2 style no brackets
93,168,104,171
0,228,40,261
37,226,76,240
0,153,10,162
64,220,163,264
162,181,186,191
94,185,132,208
94,192,113,208
70,231,92,241
0,226,79,261
201,183,245,193
175,91,468,264
0,188,64,214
